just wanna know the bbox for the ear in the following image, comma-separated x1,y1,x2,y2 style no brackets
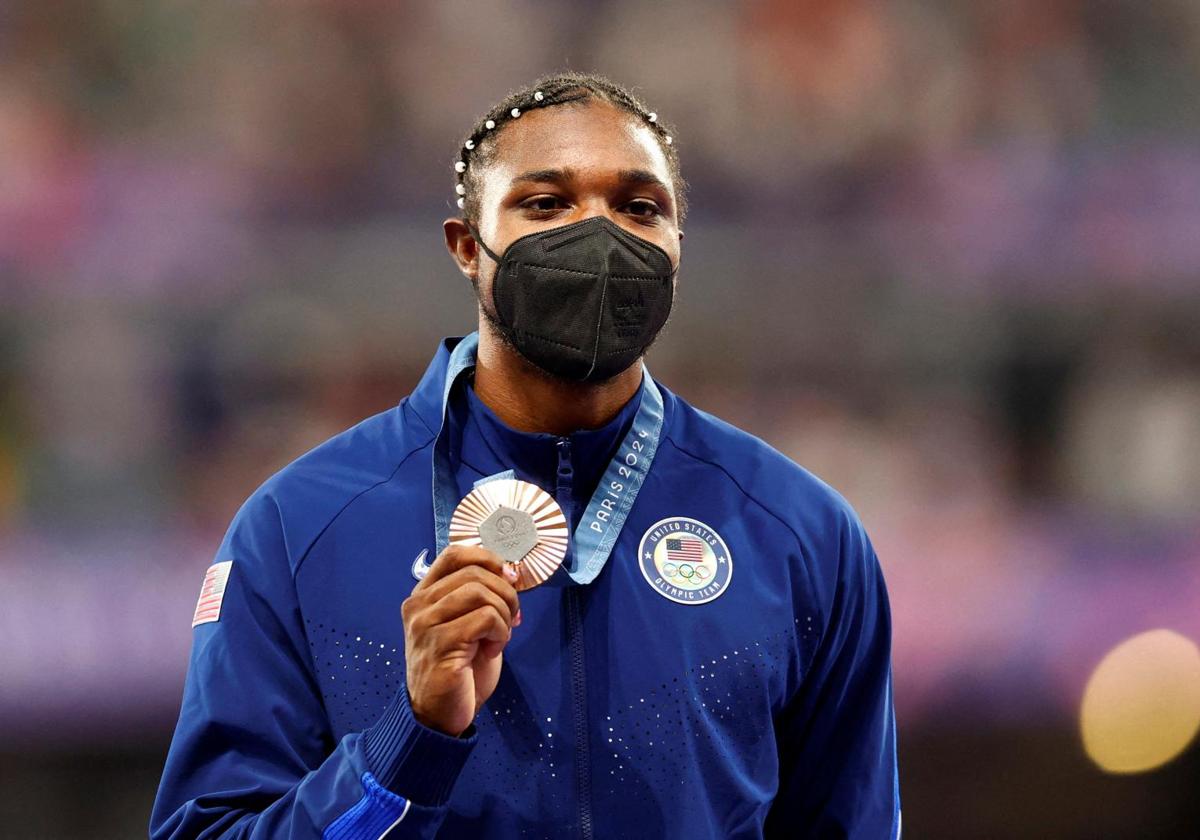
443,217,480,280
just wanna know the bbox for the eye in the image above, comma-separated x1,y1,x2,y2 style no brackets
623,199,663,220
520,195,568,213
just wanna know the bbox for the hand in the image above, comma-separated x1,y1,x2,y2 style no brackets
401,545,521,736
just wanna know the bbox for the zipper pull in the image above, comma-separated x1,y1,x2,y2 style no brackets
555,437,574,497
555,438,575,564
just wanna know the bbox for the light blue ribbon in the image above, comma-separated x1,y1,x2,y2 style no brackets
431,332,664,585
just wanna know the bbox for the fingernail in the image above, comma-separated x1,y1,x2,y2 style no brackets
502,564,518,583
513,609,522,627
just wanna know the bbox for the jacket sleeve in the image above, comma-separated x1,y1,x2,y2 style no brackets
766,512,902,839
150,490,475,839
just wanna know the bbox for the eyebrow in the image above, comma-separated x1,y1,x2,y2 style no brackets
509,167,671,194
616,169,671,192
510,168,573,187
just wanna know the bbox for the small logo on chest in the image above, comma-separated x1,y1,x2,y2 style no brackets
411,548,432,581
637,517,732,605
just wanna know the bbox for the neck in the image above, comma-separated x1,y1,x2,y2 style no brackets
472,322,643,437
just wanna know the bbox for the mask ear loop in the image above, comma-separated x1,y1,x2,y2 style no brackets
466,222,514,340
465,222,505,265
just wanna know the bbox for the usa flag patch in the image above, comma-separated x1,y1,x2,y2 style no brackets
192,561,233,627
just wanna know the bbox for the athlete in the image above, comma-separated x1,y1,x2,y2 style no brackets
152,72,901,839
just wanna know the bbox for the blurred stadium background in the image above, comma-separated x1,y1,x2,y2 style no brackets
2,1,1200,837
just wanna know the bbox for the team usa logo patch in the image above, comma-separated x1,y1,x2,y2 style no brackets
192,560,233,627
638,517,732,605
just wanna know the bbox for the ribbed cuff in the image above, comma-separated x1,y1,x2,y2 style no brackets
361,685,477,806
323,773,409,840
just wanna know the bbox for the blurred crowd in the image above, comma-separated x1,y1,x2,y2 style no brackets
1,0,1199,736
6,1,1200,285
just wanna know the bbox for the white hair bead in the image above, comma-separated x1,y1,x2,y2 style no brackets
454,161,466,173
534,91,544,101
457,197,465,209
647,112,657,123
465,139,475,150
455,183,466,195
665,135,673,145
511,107,521,118
485,119,495,130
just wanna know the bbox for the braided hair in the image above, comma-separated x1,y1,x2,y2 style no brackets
453,71,686,224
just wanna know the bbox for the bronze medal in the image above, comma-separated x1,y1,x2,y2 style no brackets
448,478,568,591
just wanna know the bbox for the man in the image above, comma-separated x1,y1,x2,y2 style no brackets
152,72,900,839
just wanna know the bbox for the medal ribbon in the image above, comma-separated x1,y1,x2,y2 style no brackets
431,332,665,585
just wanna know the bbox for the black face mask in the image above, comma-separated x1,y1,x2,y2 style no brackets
470,216,676,383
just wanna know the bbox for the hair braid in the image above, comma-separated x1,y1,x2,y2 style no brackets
453,71,685,223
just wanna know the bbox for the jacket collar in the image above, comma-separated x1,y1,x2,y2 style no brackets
462,374,645,497
406,336,465,435
406,335,668,499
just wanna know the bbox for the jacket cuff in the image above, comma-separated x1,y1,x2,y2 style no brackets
361,684,477,806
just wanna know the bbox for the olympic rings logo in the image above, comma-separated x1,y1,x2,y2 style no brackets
659,561,712,587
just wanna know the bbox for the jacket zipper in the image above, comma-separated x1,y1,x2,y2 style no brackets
556,438,593,840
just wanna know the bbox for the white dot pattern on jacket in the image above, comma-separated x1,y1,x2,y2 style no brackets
303,615,812,837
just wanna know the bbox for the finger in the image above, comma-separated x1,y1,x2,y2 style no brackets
415,544,513,591
420,565,520,623
479,638,506,660
433,604,511,651
422,580,514,629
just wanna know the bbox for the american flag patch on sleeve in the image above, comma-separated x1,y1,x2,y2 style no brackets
192,560,233,627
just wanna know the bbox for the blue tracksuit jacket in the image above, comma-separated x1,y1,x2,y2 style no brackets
151,335,900,839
